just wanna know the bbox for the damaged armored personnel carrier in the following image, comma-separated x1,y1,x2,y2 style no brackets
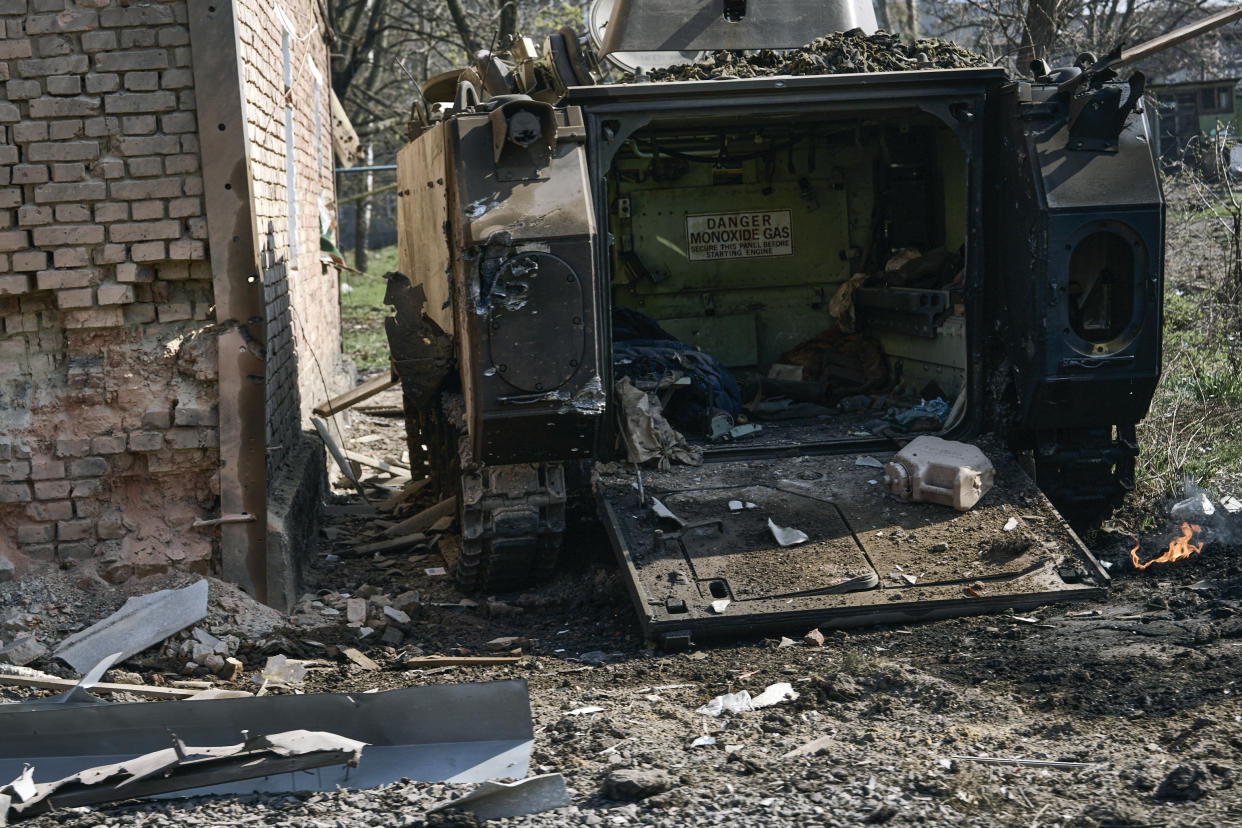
385,1,1230,645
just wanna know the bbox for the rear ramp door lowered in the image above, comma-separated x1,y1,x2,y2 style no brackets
595,440,1107,646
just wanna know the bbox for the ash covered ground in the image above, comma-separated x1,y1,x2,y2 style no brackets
11,387,1242,828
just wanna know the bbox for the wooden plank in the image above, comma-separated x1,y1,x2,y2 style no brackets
341,647,380,671
312,417,369,500
397,127,454,334
342,449,410,474
346,532,428,555
0,673,201,700
385,497,457,537
404,656,523,668
312,374,398,418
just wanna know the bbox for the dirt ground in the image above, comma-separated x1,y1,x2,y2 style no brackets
11,388,1239,828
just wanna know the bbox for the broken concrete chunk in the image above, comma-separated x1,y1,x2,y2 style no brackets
855,455,884,468
1003,517,1019,532
383,606,411,625
55,580,209,674
603,768,677,801
486,636,524,652
0,636,48,667
346,598,367,626
803,628,825,648
253,654,307,689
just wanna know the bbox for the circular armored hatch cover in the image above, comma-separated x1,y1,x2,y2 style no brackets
488,252,586,393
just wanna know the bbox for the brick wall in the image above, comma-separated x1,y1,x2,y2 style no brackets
235,0,344,477
0,0,344,586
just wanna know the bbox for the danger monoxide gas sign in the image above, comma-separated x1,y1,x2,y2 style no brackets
685,209,794,261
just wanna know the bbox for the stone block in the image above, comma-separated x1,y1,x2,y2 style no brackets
56,287,93,308
11,250,47,271
35,267,98,290
0,482,32,503
46,74,81,95
17,523,54,544
90,434,126,455
34,479,72,499
0,274,31,295
68,456,108,477
130,240,165,261
55,437,90,457
102,90,176,114
32,225,104,245
96,283,134,305
63,307,123,328
26,499,72,520
128,430,164,451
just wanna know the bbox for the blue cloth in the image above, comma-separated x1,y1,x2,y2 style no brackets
613,339,742,431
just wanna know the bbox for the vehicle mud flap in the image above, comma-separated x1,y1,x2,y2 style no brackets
594,440,1109,641
451,462,566,592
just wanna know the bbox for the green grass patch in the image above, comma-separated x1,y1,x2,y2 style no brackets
340,245,399,373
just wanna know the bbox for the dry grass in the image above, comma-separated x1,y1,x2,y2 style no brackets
1129,170,1242,525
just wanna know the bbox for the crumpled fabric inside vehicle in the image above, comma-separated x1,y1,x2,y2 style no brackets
615,377,703,471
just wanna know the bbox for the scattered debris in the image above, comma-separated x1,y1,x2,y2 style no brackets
643,29,990,83
54,580,209,674
855,456,884,468
695,682,798,716
690,735,717,748
405,655,523,668
0,682,535,789
0,670,200,701
949,755,1097,769
710,598,731,614
313,373,399,418
427,773,570,821
603,768,677,801
1220,495,1242,514
882,436,994,511
782,734,834,759
253,654,308,692
651,497,685,526
0,730,365,822
384,497,458,538
803,629,825,648
426,567,448,576
768,518,809,547
0,636,48,668
1170,491,1215,520
342,647,381,671
1002,517,1019,532
777,637,796,648
566,705,604,716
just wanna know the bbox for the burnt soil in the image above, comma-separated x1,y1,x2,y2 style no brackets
16,389,1242,828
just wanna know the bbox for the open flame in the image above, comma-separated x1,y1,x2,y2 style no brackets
1129,522,1204,570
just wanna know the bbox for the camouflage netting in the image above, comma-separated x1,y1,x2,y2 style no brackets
637,29,994,82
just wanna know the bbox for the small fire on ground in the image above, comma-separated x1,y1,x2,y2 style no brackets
1130,522,1205,570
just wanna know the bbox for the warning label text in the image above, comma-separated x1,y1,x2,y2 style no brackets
685,210,794,261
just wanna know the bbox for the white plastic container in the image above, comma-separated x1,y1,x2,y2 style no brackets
882,436,994,511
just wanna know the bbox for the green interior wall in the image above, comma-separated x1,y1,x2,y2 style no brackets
608,116,968,391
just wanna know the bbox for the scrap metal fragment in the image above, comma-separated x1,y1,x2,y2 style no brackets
767,518,808,547
427,773,570,821
54,581,209,674
0,682,534,790
1,730,364,823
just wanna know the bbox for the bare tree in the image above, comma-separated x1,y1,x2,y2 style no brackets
927,0,1233,76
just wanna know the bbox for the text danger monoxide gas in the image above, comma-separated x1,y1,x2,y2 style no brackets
685,210,794,261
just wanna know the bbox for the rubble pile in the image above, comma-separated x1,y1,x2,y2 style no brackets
641,30,993,82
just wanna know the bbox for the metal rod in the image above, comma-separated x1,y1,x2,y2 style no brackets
336,165,397,173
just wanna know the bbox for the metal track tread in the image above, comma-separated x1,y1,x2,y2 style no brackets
455,462,566,593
